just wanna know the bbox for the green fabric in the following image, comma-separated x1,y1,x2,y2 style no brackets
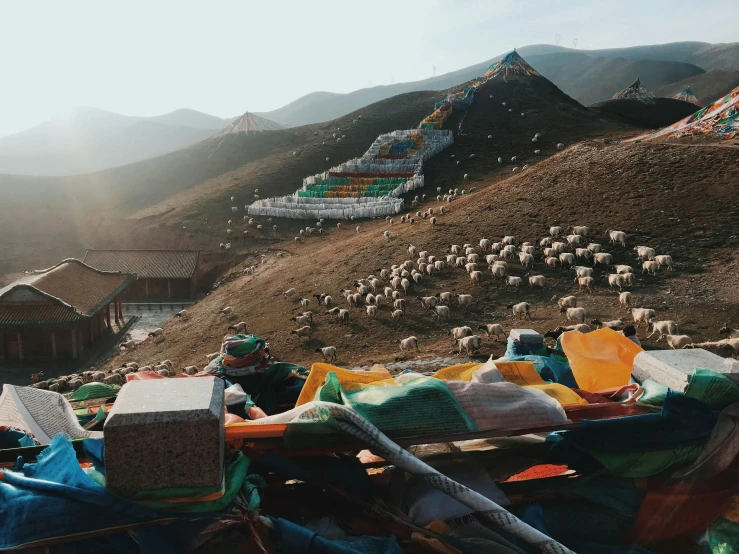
684,369,739,409
68,383,120,401
586,443,705,478
132,452,257,513
640,379,670,406
316,372,479,439
251,362,308,415
703,517,739,554
225,335,262,357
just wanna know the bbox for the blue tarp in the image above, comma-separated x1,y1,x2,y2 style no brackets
0,436,163,549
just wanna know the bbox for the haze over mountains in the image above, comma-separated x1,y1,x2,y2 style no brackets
0,108,239,176
2,40,736,178
256,41,739,126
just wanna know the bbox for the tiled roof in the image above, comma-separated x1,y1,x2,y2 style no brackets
0,259,135,327
83,250,200,279
0,303,84,327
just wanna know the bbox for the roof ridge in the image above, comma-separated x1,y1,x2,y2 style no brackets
31,258,136,278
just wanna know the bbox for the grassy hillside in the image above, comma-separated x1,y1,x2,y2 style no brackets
653,70,739,105
101,141,739,373
527,53,704,106
590,98,699,128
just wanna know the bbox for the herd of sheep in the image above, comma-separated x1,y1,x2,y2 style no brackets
276,222,738,361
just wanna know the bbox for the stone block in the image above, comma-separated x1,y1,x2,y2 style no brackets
509,329,543,344
104,376,224,495
633,348,738,391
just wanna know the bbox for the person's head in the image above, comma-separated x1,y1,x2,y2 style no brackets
623,325,637,337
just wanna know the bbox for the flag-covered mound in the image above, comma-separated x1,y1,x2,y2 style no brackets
612,78,656,103
673,86,701,106
642,84,739,140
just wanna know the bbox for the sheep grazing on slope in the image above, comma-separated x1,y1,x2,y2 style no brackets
398,336,419,352
478,323,505,340
315,346,337,362
148,328,164,338
509,302,531,320
457,335,482,356
290,325,312,337
229,321,247,333
220,306,234,316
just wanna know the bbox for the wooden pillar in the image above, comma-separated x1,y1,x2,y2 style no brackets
71,329,78,359
17,331,23,361
167,279,172,298
145,279,148,297
89,318,95,344
114,297,119,324
51,331,57,359
106,305,111,331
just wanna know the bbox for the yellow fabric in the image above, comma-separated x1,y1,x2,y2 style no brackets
296,363,391,406
561,328,642,392
493,361,546,386
531,384,589,406
431,363,483,382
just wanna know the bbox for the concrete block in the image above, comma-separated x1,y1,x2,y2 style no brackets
509,329,543,344
633,348,738,391
104,376,225,495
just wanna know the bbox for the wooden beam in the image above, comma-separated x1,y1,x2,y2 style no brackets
17,332,23,361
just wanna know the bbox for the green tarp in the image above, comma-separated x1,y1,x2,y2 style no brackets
68,383,120,402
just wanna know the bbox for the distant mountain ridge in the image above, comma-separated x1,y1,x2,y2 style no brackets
256,41,737,127
0,107,241,176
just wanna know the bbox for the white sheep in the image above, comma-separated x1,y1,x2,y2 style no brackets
449,326,473,342
391,309,404,321
631,308,656,329
458,335,483,356
366,305,378,318
283,288,297,299
550,226,562,238
470,271,483,285
478,324,505,339
642,260,659,276
663,334,692,349
566,234,583,246
593,253,613,267
575,248,592,260
148,328,164,338
433,305,451,320
577,276,595,294
506,276,523,288
566,307,586,324
510,302,531,320
574,266,594,278
291,325,312,337
384,230,391,240
557,295,577,312
229,321,248,333
559,253,575,267
232,206,238,212
647,320,679,339
654,255,673,271
458,294,473,307
608,274,625,290
557,143,564,150
399,336,419,352
528,274,546,287
607,230,627,247
634,246,656,261
543,256,558,269
619,291,632,310
491,264,507,279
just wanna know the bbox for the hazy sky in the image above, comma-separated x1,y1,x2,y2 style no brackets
1,0,737,136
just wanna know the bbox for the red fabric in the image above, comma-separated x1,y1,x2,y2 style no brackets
631,466,739,544
504,464,570,482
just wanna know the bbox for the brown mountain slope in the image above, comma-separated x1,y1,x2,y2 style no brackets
653,70,739,105
124,71,630,255
102,141,739,373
